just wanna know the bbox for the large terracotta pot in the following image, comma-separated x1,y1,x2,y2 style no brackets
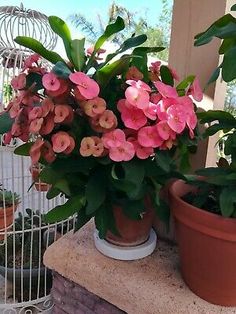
106,198,155,247
0,205,17,240
169,180,236,306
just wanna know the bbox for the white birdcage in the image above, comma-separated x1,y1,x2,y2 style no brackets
0,4,75,313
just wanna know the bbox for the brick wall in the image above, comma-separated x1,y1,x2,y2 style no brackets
51,272,126,314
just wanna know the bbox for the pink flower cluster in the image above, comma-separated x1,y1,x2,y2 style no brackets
5,53,203,165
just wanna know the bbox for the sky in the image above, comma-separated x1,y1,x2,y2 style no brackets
0,0,171,56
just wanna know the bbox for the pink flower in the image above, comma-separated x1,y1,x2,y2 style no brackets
168,66,180,81
154,81,178,99
51,131,74,154
157,98,175,121
149,61,161,74
40,113,54,135
28,107,43,121
46,79,69,98
102,129,126,148
11,73,26,90
125,86,150,109
86,46,106,60
42,72,61,92
69,72,100,99
7,101,20,119
126,80,151,92
109,141,135,162
143,102,157,120
156,121,174,140
167,106,187,133
138,126,163,148
29,118,44,134
128,138,153,159
41,99,54,117
120,105,147,130
54,105,74,124
79,137,95,157
99,110,117,130
91,136,104,157
188,78,203,102
63,136,76,155
29,139,44,164
23,54,40,70
41,141,56,163
150,93,162,104
83,97,106,117
126,66,144,81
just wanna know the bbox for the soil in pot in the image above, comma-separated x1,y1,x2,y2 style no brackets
169,180,236,306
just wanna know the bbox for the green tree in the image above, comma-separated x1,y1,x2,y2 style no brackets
68,0,173,61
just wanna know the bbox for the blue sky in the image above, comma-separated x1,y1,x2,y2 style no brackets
1,0,167,29
1,0,172,57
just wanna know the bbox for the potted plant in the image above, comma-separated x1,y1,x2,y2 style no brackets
29,163,50,192
0,208,72,301
4,16,202,260
169,3,236,306
0,186,20,239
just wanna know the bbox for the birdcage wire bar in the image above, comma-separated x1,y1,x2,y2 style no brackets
0,4,76,312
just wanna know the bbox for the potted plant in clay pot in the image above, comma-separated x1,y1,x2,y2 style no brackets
169,3,236,306
0,186,20,239
29,163,50,192
3,16,202,260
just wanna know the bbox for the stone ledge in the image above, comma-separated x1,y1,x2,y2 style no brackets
44,222,236,314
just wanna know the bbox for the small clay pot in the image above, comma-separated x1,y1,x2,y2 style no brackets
106,198,155,247
169,180,236,306
0,205,17,240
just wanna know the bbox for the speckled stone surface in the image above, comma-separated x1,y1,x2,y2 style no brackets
44,222,236,314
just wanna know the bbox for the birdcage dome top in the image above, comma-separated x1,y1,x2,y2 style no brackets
0,4,57,51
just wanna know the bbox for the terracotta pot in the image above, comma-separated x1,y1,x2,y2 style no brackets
169,180,236,306
30,164,50,192
105,198,155,247
0,205,17,240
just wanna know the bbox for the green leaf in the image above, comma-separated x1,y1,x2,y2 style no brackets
131,48,148,81
0,111,13,134
222,46,236,82
14,36,64,64
219,38,236,54
176,75,195,92
46,186,61,200
105,34,147,64
48,16,72,62
206,66,221,86
70,38,85,71
155,150,173,172
122,160,145,186
52,61,72,78
160,65,174,86
220,186,236,217
94,206,109,239
39,167,62,184
198,110,236,124
85,16,125,71
153,198,170,226
123,199,145,220
54,179,71,196
194,14,236,46
14,142,33,156
85,170,106,215
45,194,85,223
75,207,92,231
195,167,230,177
96,56,130,87
25,72,43,91
94,16,125,52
